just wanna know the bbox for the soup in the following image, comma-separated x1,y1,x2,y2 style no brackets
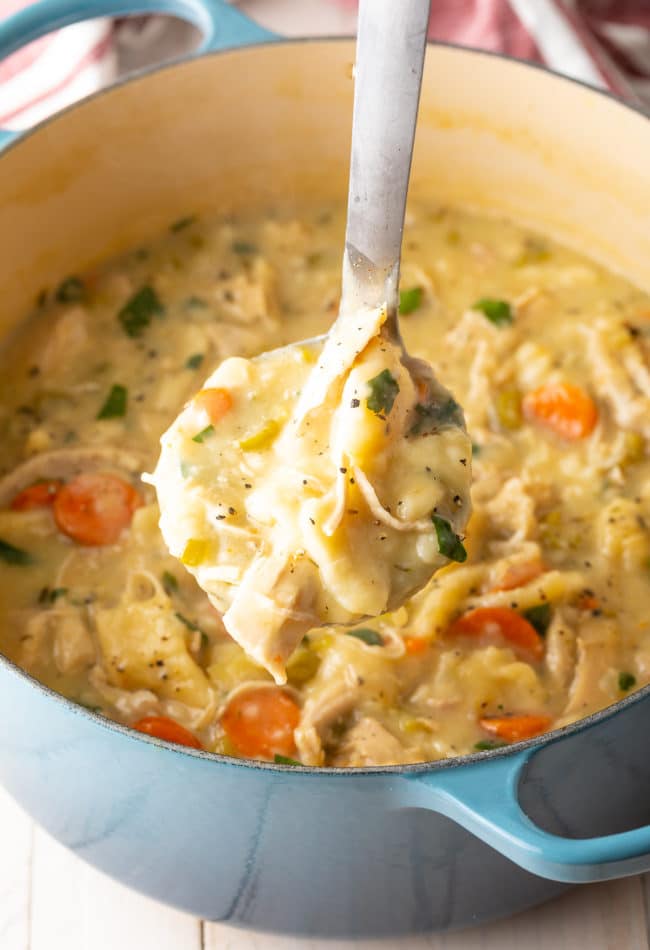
1,203,649,766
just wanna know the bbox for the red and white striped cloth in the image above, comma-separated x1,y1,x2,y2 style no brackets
415,0,650,106
0,2,116,129
0,0,648,131
336,0,650,106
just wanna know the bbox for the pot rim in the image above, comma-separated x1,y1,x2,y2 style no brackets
0,36,648,777
0,34,647,155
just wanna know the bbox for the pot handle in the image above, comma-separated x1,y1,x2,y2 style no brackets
0,0,276,149
412,747,650,883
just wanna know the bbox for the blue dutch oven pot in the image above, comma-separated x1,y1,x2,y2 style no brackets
0,0,649,938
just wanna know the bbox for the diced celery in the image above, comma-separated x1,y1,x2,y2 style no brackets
239,419,282,451
496,389,522,430
181,538,207,567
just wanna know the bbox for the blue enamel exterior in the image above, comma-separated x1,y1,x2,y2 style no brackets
0,0,650,935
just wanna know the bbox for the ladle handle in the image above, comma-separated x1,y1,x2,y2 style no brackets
342,0,430,313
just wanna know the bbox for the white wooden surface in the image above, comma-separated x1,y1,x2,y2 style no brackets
2,783,650,950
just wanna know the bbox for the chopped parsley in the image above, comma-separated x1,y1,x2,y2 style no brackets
346,627,384,646
185,353,204,370
474,740,507,751
118,285,164,338
170,215,196,232
232,240,258,255
184,295,208,310
192,424,215,444
523,603,551,636
0,538,34,565
55,275,84,303
97,384,128,420
473,297,513,327
162,571,178,595
618,671,636,692
431,515,467,563
410,397,461,435
367,369,399,416
175,612,205,636
274,754,302,766
38,586,68,605
399,286,423,315
516,238,550,267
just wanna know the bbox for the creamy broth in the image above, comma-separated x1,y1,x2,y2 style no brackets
1,204,649,766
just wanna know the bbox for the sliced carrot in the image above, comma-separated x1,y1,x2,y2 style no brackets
10,479,63,511
492,559,546,592
53,472,142,546
404,636,428,655
194,387,233,424
133,715,202,749
448,606,544,661
522,382,597,441
479,714,552,743
221,687,300,760
577,593,599,611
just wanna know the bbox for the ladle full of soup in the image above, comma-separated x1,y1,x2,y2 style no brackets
150,0,472,682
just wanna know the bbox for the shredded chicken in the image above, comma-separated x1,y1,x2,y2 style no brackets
331,717,417,767
561,616,620,719
544,609,577,691
585,319,650,438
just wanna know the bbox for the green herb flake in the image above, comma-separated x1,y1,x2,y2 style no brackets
232,240,259,255
410,398,461,435
523,603,552,636
175,612,205,636
472,297,513,327
474,740,507,751
618,671,636,692
183,295,208,310
97,384,128,420
170,215,196,232
185,353,204,370
162,571,178,595
367,369,399,416
192,424,215,444
346,627,384,646
274,754,302,766
38,586,68,605
118,285,164,338
515,238,550,267
399,286,423,315
471,442,482,456
55,275,84,303
0,538,34,566
431,514,467,563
